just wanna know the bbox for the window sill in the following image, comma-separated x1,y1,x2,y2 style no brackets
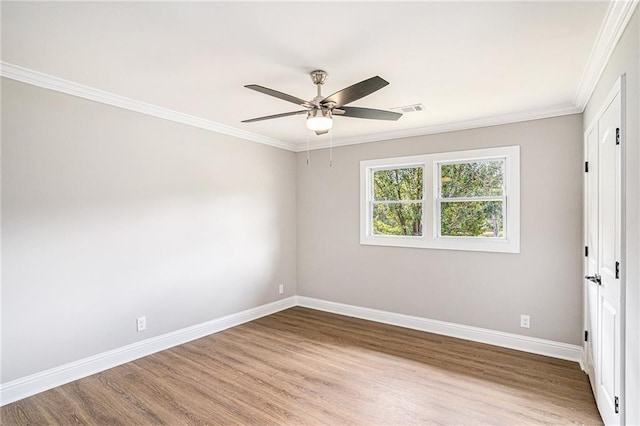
360,235,520,253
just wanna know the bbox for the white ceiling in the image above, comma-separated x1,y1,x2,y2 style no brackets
1,1,610,148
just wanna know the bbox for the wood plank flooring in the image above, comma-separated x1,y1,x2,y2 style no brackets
1,307,602,425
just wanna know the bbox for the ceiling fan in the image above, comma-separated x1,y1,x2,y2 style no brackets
242,70,402,135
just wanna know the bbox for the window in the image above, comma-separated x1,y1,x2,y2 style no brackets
437,159,505,238
360,146,520,253
371,166,424,236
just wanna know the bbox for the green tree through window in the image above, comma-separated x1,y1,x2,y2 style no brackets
372,167,423,236
439,160,505,237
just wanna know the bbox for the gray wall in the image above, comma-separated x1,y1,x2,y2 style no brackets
1,79,297,382
583,9,639,425
0,71,604,394
297,114,584,345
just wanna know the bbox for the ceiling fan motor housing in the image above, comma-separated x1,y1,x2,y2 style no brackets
310,70,328,85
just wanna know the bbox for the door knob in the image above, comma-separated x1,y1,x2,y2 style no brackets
585,274,602,285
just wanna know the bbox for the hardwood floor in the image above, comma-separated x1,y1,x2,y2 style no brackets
1,307,602,425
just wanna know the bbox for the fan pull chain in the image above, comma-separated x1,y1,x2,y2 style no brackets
306,131,311,166
329,130,333,167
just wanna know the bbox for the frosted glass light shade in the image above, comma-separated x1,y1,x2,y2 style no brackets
306,109,333,131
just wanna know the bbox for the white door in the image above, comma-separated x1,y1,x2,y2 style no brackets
584,78,623,425
584,125,599,384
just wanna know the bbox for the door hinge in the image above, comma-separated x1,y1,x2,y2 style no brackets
616,128,620,145
615,261,620,279
584,330,589,342
585,161,589,172
585,246,589,257
615,396,619,414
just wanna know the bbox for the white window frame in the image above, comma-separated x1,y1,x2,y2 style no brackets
360,146,520,253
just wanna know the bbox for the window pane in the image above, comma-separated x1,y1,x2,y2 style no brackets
440,201,503,237
373,203,422,236
373,167,423,201
440,160,504,198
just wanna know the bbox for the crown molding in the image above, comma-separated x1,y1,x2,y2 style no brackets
573,0,639,110
296,103,581,152
3,0,634,153
0,62,298,152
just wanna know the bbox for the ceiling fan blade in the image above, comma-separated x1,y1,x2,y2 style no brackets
245,85,310,106
242,110,307,123
339,106,402,121
315,130,329,136
321,76,389,108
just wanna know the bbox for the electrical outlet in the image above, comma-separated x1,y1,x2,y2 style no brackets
278,284,284,294
520,314,530,329
136,316,147,332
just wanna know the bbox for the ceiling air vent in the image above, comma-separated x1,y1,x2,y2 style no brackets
392,103,425,113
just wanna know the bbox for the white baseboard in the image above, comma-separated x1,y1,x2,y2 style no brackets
1,295,585,406
0,297,296,406
296,296,584,364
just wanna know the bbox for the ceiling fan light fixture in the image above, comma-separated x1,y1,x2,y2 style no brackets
306,109,333,131
243,72,402,133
